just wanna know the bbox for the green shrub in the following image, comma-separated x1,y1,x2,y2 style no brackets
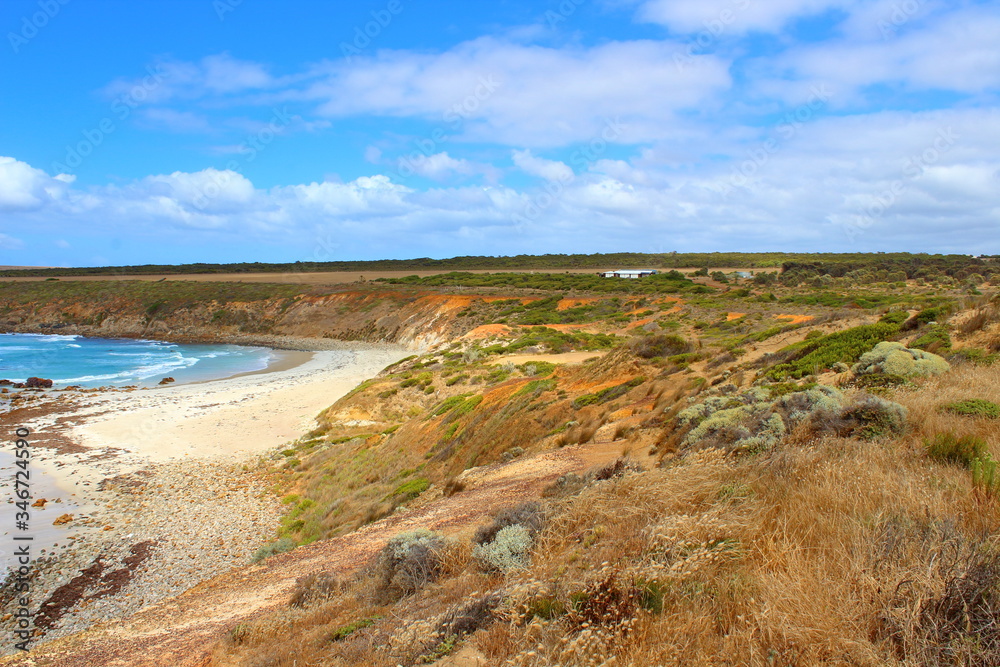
765,322,902,379
944,399,1000,419
911,325,952,352
629,334,691,359
452,395,483,417
251,537,296,563
880,310,910,325
431,394,472,417
926,432,988,467
514,379,556,398
389,478,430,502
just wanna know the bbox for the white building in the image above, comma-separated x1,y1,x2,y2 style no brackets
599,269,658,279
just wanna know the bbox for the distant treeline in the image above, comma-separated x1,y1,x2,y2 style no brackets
0,252,992,277
376,270,709,294
780,255,997,281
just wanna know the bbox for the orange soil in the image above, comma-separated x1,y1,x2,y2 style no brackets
727,312,747,321
542,323,600,333
776,314,815,325
556,298,601,311
626,318,655,330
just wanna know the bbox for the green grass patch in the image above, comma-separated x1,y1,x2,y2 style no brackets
330,616,380,642
389,477,431,502
926,432,988,467
943,399,1000,419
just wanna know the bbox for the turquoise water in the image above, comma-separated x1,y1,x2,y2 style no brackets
0,334,275,388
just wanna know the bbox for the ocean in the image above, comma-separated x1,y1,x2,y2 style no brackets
0,333,275,389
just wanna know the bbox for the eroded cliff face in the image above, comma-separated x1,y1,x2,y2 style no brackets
0,287,492,350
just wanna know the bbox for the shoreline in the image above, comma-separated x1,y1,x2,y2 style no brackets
178,347,315,387
0,338,411,652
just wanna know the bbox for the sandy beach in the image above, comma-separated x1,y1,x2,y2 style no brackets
71,346,406,462
0,340,410,651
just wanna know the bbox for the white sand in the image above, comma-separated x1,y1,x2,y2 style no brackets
70,346,409,462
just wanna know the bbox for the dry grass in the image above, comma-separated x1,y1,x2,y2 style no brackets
209,339,1000,667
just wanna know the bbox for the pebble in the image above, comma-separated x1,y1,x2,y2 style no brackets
0,459,283,652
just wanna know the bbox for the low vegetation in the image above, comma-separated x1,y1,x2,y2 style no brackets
113,255,997,666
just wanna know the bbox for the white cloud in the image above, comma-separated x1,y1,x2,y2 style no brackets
757,5,1000,103
407,152,477,181
637,0,850,34
139,108,215,133
511,150,574,182
103,53,276,104
277,37,731,146
0,233,24,250
0,157,71,211
2,105,999,258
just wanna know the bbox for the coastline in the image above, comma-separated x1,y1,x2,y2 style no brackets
0,339,411,652
178,347,315,386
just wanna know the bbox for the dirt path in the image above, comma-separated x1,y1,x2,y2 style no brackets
3,446,618,666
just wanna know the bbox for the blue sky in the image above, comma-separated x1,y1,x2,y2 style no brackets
0,0,998,266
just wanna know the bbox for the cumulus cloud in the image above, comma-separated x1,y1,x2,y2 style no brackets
512,150,574,182
0,157,72,211
405,152,478,181
767,5,1000,99
2,102,998,258
637,0,850,34
307,37,731,146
